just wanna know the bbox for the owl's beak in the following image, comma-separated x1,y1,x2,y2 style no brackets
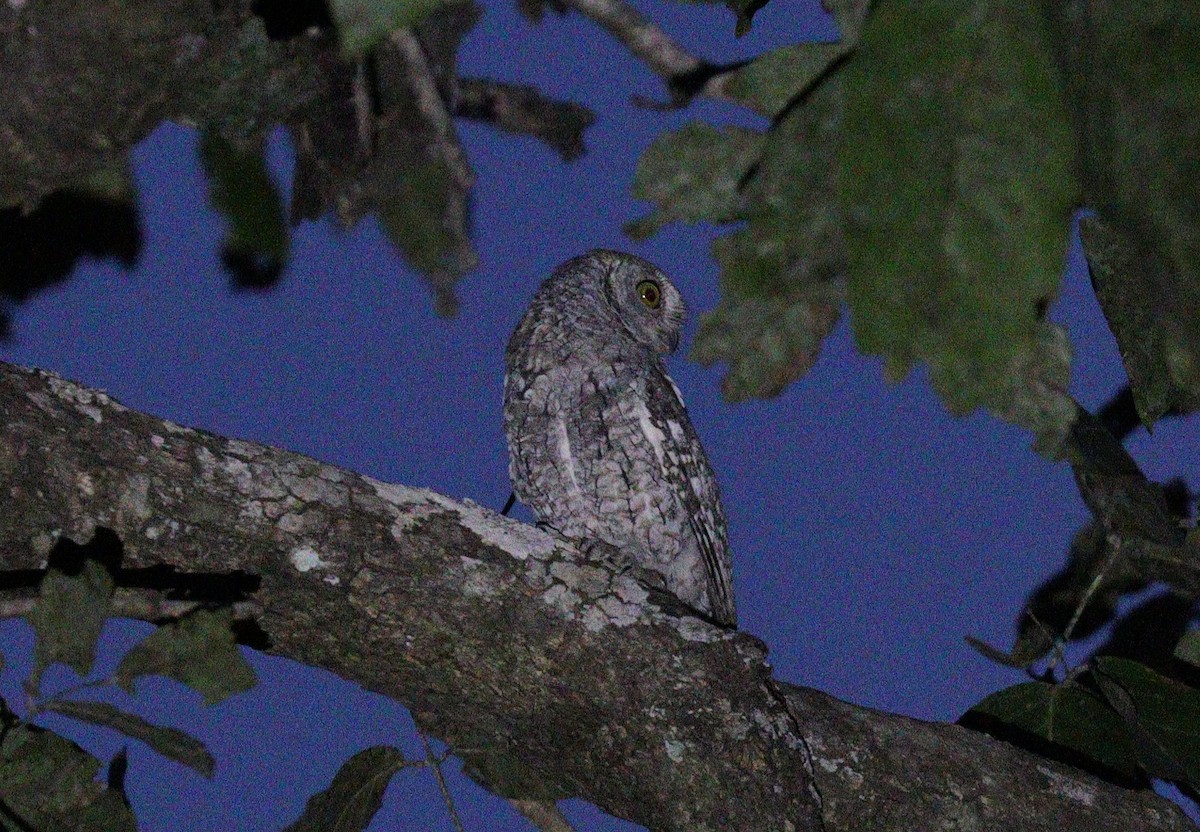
663,329,681,354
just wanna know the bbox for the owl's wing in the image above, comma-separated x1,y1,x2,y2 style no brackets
504,365,594,540
639,363,737,626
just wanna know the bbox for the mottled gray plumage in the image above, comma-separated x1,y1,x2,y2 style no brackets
503,249,736,626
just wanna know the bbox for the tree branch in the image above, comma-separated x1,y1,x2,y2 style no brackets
508,799,579,832
453,78,595,161
559,0,699,78
551,0,736,105
0,360,1193,832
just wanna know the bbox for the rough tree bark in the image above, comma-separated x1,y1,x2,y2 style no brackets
1,360,1194,831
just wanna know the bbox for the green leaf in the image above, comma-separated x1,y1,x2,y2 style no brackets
837,0,1078,442
1062,7,1200,426
966,680,1139,778
626,122,764,238
1077,217,1200,428
693,276,841,402
115,609,257,706
1175,630,1200,668
624,7,875,403
187,20,322,145
722,42,848,118
372,146,477,315
375,155,461,268
44,699,215,778
283,746,409,832
0,722,137,831
1093,657,1200,787
29,559,114,688
199,130,289,276
332,0,450,57
691,82,847,402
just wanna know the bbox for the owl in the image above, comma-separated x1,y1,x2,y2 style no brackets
503,249,736,626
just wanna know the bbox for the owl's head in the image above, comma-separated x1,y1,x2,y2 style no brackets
588,249,686,355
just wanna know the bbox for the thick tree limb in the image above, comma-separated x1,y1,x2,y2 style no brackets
0,360,1193,832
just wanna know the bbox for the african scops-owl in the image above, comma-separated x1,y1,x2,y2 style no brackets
503,250,736,626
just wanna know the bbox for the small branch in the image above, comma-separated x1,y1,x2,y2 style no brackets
352,59,375,157
556,0,733,105
560,0,699,78
454,78,595,161
508,799,579,832
0,589,262,624
1064,541,1121,640
420,729,465,832
387,29,473,192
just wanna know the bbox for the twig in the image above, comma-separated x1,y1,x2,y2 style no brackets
561,0,698,77
454,78,595,161
1044,535,1124,677
556,0,733,104
0,589,262,624
1022,611,1070,682
352,59,375,156
387,29,473,192
419,729,465,832
508,798,580,832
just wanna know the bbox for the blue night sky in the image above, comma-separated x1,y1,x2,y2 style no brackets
2,0,1195,828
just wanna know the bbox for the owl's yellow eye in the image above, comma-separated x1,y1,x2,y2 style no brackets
637,280,662,309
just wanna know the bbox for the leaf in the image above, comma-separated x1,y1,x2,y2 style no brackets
115,609,257,706
721,42,848,118
622,13,871,402
1078,217,1200,428
288,6,479,313
372,149,477,314
332,0,452,57
965,680,1139,779
29,559,114,689
199,130,289,288
1064,406,1184,546
626,122,764,238
692,76,847,402
0,722,137,831
1060,6,1200,426
1093,657,1200,787
183,20,319,145
44,699,215,778
837,0,1078,443
283,746,409,832
693,278,841,402
1175,630,1200,669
